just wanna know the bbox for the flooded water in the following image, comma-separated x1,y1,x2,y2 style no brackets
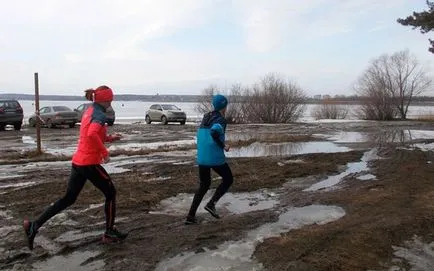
227,141,351,158
328,130,434,144
151,189,279,216
155,205,346,271
304,149,379,191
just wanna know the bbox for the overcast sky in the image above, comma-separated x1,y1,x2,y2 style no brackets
0,0,433,96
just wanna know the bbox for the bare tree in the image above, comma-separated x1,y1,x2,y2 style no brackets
355,50,432,120
244,74,306,123
195,84,217,114
195,84,248,124
313,99,349,120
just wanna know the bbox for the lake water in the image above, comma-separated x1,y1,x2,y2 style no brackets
18,100,434,124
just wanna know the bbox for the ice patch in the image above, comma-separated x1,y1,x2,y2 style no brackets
32,250,104,271
304,149,379,191
0,225,20,238
22,136,36,144
357,174,376,181
391,236,434,271
0,181,36,189
227,141,351,158
55,230,103,242
151,190,279,216
156,205,346,271
0,174,25,180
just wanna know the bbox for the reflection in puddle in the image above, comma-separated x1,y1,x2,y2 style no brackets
151,190,279,216
391,236,434,271
329,129,434,144
156,205,346,271
304,149,379,191
32,250,104,271
227,141,351,158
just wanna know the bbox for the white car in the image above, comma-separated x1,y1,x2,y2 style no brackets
145,104,186,125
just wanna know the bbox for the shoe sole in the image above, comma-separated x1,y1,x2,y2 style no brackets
204,206,220,219
23,220,34,250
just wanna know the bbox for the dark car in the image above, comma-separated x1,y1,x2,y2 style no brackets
145,104,186,125
0,100,24,131
28,106,79,128
74,103,115,126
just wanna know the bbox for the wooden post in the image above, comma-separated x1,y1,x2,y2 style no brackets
34,73,42,154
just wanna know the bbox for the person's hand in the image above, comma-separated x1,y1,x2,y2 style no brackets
110,133,122,141
103,155,111,163
224,145,230,152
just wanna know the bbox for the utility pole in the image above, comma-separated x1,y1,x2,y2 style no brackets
34,73,42,154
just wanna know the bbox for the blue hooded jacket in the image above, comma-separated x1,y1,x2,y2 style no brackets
196,111,227,166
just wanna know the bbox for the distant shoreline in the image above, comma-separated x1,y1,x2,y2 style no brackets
2,93,434,106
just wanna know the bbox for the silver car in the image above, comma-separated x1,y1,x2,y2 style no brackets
29,106,79,128
145,104,186,125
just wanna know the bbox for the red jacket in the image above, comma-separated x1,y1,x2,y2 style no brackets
72,103,116,166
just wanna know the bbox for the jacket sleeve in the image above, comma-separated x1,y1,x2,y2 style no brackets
87,122,109,157
210,123,225,149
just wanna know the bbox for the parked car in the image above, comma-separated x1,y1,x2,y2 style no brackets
28,106,78,128
74,103,115,126
0,99,23,131
145,104,186,125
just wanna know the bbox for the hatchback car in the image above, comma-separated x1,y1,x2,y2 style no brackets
0,99,24,131
74,103,115,126
28,106,79,128
145,104,186,125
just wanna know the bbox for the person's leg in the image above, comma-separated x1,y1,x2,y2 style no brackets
84,165,127,241
205,163,234,219
186,166,212,222
84,165,116,230
24,165,86,250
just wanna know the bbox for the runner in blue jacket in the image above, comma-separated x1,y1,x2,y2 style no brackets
185,94,233,224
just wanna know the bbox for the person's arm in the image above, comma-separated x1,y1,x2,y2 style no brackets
87,121,109,159
210,123,225,149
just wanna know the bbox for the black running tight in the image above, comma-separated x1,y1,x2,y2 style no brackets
188,163,233,217
35,164,116,231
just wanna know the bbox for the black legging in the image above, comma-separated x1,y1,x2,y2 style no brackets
188,163,233,218
35,164,116,231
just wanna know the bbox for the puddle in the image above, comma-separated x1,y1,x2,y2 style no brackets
151,190,279,216
156,205,346,271
304,149,379,192
108,139,195,152
227,141,351,158
328,130,434,144
55,230,103,242
32,250,104,271
390,236,434,271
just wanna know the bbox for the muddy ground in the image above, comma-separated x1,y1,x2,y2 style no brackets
1,120,434,270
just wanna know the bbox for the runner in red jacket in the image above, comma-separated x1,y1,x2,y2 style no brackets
23,85,127,250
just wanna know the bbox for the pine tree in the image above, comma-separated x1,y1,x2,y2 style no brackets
397,1,434,53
